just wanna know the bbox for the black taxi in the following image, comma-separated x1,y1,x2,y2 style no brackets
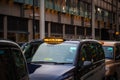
23,38,105,80
0,40,29,80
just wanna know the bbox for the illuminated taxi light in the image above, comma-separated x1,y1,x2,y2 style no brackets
44,39,64,42
44,38,64,44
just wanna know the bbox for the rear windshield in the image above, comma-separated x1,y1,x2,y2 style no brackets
103,46,114,59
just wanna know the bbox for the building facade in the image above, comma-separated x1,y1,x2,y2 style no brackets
0,0,120,42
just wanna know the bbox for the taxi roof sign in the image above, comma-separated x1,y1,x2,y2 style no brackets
43,37,65,44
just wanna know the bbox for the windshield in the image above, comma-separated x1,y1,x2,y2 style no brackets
31,42,78,64
103,46,114,59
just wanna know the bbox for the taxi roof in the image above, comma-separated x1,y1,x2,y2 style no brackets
100,41,120,46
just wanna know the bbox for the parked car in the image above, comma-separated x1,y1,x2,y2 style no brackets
101,41,120,80
17,42,26,47
23,38,105,80
0,40,29,80
22,39,43,59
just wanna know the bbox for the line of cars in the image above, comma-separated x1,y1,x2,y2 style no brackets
1,38,120,80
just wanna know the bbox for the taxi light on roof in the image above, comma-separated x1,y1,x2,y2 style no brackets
44,38,64,44
99,41,104,45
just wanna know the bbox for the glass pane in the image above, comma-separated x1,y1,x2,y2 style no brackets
0,32,3,38
103,46,114,59
32,43,78,63
12,49,27,80
17,33,28,42
0,16,3,30
0,48,15,80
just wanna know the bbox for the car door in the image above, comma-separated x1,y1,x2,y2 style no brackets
115,44,120,80
87,42,105,80
77,42,94,80
78,41,105,80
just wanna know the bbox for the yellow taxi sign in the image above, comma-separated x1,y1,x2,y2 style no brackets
43,37,65,44
99,41,104,45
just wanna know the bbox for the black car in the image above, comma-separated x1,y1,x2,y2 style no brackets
23,38,105,80
0,40,29,80
22,39,43,59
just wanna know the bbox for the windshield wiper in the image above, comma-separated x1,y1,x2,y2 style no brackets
52,62,72,64
30,61,72,64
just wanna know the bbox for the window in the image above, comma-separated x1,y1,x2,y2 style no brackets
51,23,63,34
0,47,15,80
31,42,78,64
103,46,114,59
91,43,105,62
65,25,74,34
81,42,104,63
77,27,84,35
24,42,41,62
8,16,28,32
115,44,120,60
81,43,92,61
11,48,27,80
86,27,92,36
0,15,3,31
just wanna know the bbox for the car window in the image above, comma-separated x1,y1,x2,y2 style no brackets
81,43,92,61
24,43,40,61
91,43,105,62
115,44,120,60
103,46,114,59
81,42,104,63
0,47,16,80
11,48,28,80
31,42,78,64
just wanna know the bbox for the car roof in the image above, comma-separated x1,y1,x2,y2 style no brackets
28,39,100,44
0,39,20,47
66,39,99,43
100,40,120,46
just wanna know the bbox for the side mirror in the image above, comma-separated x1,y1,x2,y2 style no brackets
116,55,120,60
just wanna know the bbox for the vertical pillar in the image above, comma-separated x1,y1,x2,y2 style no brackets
28,20,33,41
116,0,119,33
32,0,35,39
91,0,95,39
40,0,45,39
63,24,65,38
16,34,19,42
75,26,77,39
48,22,51,37
3,16,7,39
84,27,87,38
